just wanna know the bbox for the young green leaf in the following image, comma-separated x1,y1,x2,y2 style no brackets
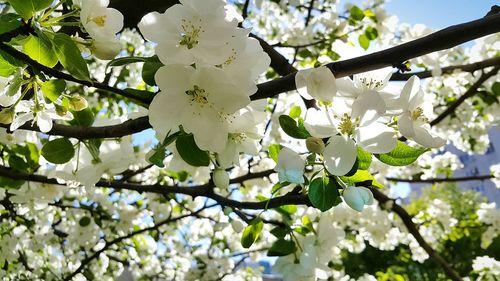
0,14,21,34
376,141,429,166
7,0,53,20
279,115,311,139
267,239,296,256
289,105,302,119
241,218,264,248
358,34,370,50
350,5,365,21
175,133,210,167
342,170,384,189
41,138,75,164
268,144,281,163
142,61,163,86
41,79,66,102
23,34,58,67
357,147,372,170
308,177,340,212
52,33,91,82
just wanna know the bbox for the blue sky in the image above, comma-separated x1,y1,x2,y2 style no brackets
384,0,498,28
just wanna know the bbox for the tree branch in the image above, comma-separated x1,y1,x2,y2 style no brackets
0,116,150,140
390,56,500,81
0,42,153,105
370,188,463,281
386,174,495,183
251,12,500,101
63,206,209,281
430,65,500,126
0,165,310,210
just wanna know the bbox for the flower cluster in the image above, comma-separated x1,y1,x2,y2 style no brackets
140,0,270,154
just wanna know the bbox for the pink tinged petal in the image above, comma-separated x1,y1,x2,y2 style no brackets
10,112,33,131
398,112,416,139
413,124,447,148
355,122,397,154
304,108,336,138
324,136,357,176
351,90,386,126
37,112,53,133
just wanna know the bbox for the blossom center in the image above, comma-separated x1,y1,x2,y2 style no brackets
185,85,210,107
411,107,428,122
338,113,356,135
358,77,383,89
88,15,107,27
180,18,202,49
229,133,247,143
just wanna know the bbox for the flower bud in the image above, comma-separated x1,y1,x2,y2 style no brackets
306,137,325,154
231,220,244,233
213,168,229,190
0,109,14,125
343,185,374,212
68,95,88,111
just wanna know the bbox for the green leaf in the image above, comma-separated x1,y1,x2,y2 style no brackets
79,216,91,227
22,34,58,67
270,227,288,239
308,177,340,212
272,182,290,194
358,34,370,50
267,239,296,256
148,148,166,168
365,27,379,40
492,82,500,96
175,133,210,167
0,14,21,34
268,144,281,163
41,79,66,102
241,218,264,248
5,72,24,97
350,5,365,21
357,147,372,170
7,0,53,20
279,115,311,139
41,138,75,164
68,108,95,127
52,33,91,82
142,61,163,86
376,141,429,166
0,54,17,77
8,155,29,172
289,105,302,119
342,170,384,189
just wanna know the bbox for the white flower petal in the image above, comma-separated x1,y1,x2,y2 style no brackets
274,147,305,184
304,108,336,138
413,124,447,148
324,136,357,176
355,122,396,154
37,112,53,133
398,112,416,139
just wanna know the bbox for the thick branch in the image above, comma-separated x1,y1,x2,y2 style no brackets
0,116,150,140
430,66,500,126
251,12,500,101
0,166,310,210
390,56,500,81
386,174,495,183
370,188,463,281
